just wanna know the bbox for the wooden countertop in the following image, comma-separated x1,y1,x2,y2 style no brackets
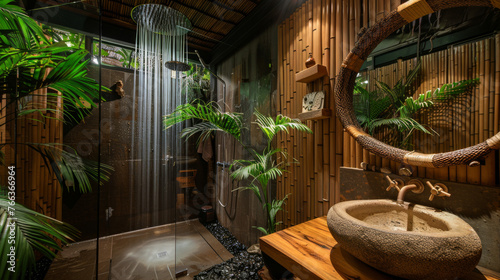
259,216,500,280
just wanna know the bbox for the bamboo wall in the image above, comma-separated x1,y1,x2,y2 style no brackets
277,0,499,229
1,90,63,220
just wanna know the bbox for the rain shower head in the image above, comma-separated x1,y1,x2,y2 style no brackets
165,61,191,71
131,4,191,35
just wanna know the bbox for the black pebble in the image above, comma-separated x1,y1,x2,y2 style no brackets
194,221,264,280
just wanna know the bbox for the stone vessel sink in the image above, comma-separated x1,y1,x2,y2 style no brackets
327,199,482,280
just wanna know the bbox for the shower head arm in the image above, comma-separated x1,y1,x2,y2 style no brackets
195,50,224,87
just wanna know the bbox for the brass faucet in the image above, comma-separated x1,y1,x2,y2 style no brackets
385,176,424,205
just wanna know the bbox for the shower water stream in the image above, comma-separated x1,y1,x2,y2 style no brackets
130,4,191,228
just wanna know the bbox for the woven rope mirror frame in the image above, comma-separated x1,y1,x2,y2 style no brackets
334,0,500,168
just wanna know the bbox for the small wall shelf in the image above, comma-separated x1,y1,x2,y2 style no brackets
298,108,331,121
295,64,328,83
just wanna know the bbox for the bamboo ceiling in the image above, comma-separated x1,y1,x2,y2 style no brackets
31,0,263,52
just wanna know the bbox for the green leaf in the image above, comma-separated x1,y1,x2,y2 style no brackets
25,143,114,193
164,101,243,142
254,110,312,141
253,226,269,235
0,194,79,279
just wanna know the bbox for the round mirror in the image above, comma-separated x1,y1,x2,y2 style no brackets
335,0,500,168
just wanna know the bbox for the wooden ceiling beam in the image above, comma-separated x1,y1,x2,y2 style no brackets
208,0,246,16
169,0,237,26
191,26,225,37
187,32,220,46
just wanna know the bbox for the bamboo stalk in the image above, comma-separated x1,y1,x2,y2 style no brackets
329,0,337,198
354,0,360,39
468,42,481,185
296,7,304,224
315,121,323,218
481,152,495,186
369,0,376,26
381,158,390,172
484,39,490,142
284,18,290,226
473,42,479,145
479,40,485,143
335,0,344,175
322,0,331,213
292,11,299,226
488,38,494,137
435,51,448,181
308,0,313,57
313,0,321,64
362,0,368,28
495,33,500,134
335,155,342,203
376,0,385,22
390,0,400,11
384,0,391,15
277,23,284,224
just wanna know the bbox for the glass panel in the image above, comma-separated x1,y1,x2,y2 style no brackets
173,63,222,278
2,1,103,280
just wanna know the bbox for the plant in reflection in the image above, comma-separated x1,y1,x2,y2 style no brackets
0,1,112,278
181,63,211,103
354,61,480,149
164,102,312,235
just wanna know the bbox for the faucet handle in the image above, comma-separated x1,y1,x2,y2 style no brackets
385,176,402,192
426,181,451,201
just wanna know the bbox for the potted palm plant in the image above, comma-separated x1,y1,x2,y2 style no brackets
0,1,112,278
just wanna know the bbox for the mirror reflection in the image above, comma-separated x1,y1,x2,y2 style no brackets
354,6,500,153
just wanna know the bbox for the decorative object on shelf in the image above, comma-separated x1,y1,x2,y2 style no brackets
114,80,125,97
469,161,481,167
305,55,316,68
380,167,392,174
398,165,413,176
360,162,368,170
302,91,324,112
295,61,331,121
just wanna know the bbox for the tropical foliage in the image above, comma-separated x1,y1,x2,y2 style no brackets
0,194,79,280
181,63,211,102
164,102,312,235
0,1,112,278
354,61,480,149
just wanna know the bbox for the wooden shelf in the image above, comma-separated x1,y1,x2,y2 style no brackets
260,217,500,280
295,64,328,83
298,108,331,121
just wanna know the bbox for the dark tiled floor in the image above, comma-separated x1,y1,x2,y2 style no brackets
45,220,233,280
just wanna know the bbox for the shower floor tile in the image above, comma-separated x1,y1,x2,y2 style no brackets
45,219,232,280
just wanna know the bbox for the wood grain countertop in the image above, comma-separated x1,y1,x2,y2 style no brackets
259,216,500,280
